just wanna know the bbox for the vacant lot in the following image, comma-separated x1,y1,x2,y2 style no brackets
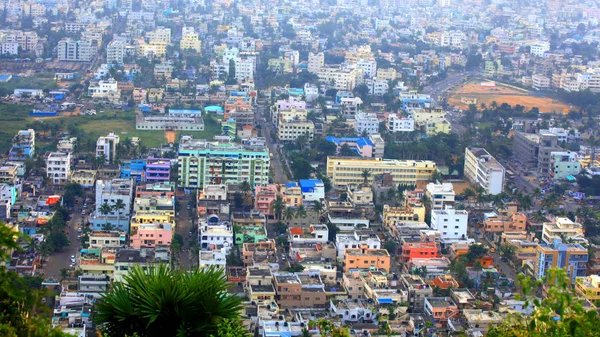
448,81,573,113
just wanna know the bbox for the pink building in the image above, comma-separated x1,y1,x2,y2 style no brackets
275,97,306,111
254,184,278,217
145,157,171,182
130,223,173,249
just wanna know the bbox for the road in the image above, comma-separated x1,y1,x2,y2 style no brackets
43,202,84,279
175,193,195,269
423,70,477,105
258,105,288,184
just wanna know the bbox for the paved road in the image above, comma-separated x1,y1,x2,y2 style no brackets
43,203,84,278
175,193,194,269
258,105,288,184
423,70,477,104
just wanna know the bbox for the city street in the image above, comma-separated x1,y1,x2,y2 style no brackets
175,193,194,269
43,202,84,278
257,105,288,183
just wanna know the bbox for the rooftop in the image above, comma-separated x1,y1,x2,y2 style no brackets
426,297,456,308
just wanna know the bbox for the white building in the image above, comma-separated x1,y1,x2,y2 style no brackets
425,182,455,210
95,179,134,219
365,78,389,96
307,52,324,74
146,26,171,44
88,78,120,101
387,114,415,132
354,112,379,135
532,74,550,90
304,83,319,102
431,206,468,243
550,151,581,180
199,247,227,269
356,58,377,78
199,218,234,254
96,132,120,164
57,38,95,62
530,41,550,57
336,231,381,260
46,152,71,185
464,147,505,195
106,40,125,64
299,179,325,201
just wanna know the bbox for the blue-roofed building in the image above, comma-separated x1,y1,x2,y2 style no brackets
120,159,146,182
205,106,224,114
169,109,202,116
335,91,354,104
299,179,325,201
9,129,35,161
287,88,303,97
325,135,385,158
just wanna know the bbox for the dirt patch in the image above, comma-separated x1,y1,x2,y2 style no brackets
165,130,176,143
448,81,573,113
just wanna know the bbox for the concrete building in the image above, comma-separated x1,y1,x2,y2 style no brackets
425,182,455,210
431,206,468,244
325,136,385,159
534,238,587,285
88,231,126,249
336,230,381,260
57,38,95,62
317,65,362,91
462,310,503,335
343,244,391,272
180,26,201,52
307,52,324,74
387,114,415,132
113,247,170,283
94,178,134,230
464,147,505,195
541,217,585,245
199,217,234,253
136,115,204,131
9,129,35,161
106,40,125,64
575,275,600,302
550,151,580,180
177,136,270,189
401,274,432,313
326,157,436,187
130,223,173,249
46,152,71,185
354,112,379,136
530,41,550,57
513,131,561,175
96,132,120,164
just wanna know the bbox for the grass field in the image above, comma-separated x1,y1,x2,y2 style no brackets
0,103,221,154
448,81,573,113
0,73,59,96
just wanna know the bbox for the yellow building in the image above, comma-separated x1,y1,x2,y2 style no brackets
412,107,446,126
137,40,167,58
317,66,363,91
79,249,115,277
425,119,452,136
376,68,397,82
326,157,436,187
277,120,315,143
70,169,97,188
576,275,600,301
180,33,202,53
130,213,173,233
382,204,426,229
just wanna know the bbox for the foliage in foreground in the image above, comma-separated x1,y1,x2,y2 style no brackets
95,264,245,337
488,269,600,337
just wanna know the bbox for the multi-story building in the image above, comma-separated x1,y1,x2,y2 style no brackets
354,112,379,136
88,78,121,101
387,114,415,132
307,52,324,74
424,297,459,321
317,65,362,91
180,26,201,52
484,211,527,234
513,131,561,175
96,132,120,164
46,152,71,185
93,178,134,231
277,120,314,143
146,26,171,44
9,129,35,161
88,230,126,249
130,223,173,249
464,147,505,195
57,38,96,62
431,206,468,244
550,151,580,180
199,217,234,253
462,310,503,335
541,217,585,244
273,273,327,309
106,40,125,64
530,41,550,57
113,247,170,282
177,136,270,189
401,274,433,312
145,158,170,182
57,137,77,154
336,230,381,260
382,204,426,228
401,242,440,263
575,275,600,302
376,68,396,82
343,244,391,272
425,182,455,210
534,238,588,285
70,170,97,189
326,157,436,187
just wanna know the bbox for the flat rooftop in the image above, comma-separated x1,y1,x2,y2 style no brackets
426,297,456,308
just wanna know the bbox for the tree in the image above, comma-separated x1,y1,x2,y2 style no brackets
271,196,285,220
500,244,516,262
384,240,398,255
284,207,295,222
488,269,599,337
59,268,69,282
316,319,350,337
361,169,371,185
519,194,533,212
100,201,113,229
296,204,307,218
240,181,252,207
466,244,488,260
62,182,84,207
312,200,325,215
48,231,69,251
274,221,287,235
339,143,356,157
113,199,126,228
96,265,244,337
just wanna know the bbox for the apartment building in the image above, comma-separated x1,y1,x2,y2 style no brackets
177,136,270,189
464,147,505,195
425,182,455,210
46,152,71,185
550,151,580,180
343,244,391,272
199,217,234,253
326,157,436,187
130,223,173,249
401,242,440,263
534,238,588,285
137,40,167,58
57,38,96,62
387,114,415,132
113,247,170,283
354,112,379,136
88,231,126,249
70,170,96,188
513,131,561,175
106,40,125,64
145,158,171,182
530,41,550,57
462,310,503,335
88,78,121,101
307,52,324,74
96,132,120,164
277,119,315,143
484,211,527,234
242,240,277,266
273,273,327,309
336,230,381,260
93,178,134,230
382,204,426,228
9,129,35,161
424,297,459,321
431,206,468,244
541,217,585,244
401,274,433,313
317,65,362,91
575,275,600,302
180,26,201,52
377,68,396,82
146,26,171,43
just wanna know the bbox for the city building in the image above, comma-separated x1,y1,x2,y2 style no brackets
180,26,201,52
464,147,505,195
462,310,503,335
177,136,270,189
575,275,600,302
92,179,134,231
325,136,385,159
387,114,415,133
9,129,35,161
96,133,120,164
113,248,170,283
46,152,71,185
336,230,381,260
145,158,171,182
88,231,126,249
354,112,379,136
401,274,433,312
430,206,468,244
425,182,455,210
513,131,561,175
57,38,96,62
550,151,580,180
106,40,125,64
327,157,436,187
343,244,391,272
534,238,588,285
541,217,585,244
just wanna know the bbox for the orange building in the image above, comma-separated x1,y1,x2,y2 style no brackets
401,241,440,263
484,212,527,233
343,244,391,272
224,97,252,119
430,275,460,289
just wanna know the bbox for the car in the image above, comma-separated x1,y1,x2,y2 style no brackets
83,204,87,208
186,204,191,210
81,211,86,216
70,255,75,259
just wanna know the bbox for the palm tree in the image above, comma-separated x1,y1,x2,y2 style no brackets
95,154,107,169
59,268,69,282
284,207,295,222
361,169,371,185
99,201,113,229
531,188,542,200
531,210,548,223
240,181,252,207
95,265,244,337
271,196,285,220
113,199,126,227
296,204,307,218
519,195,533,212
312,200,325,216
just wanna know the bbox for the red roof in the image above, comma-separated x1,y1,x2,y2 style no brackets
289,227,303,235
